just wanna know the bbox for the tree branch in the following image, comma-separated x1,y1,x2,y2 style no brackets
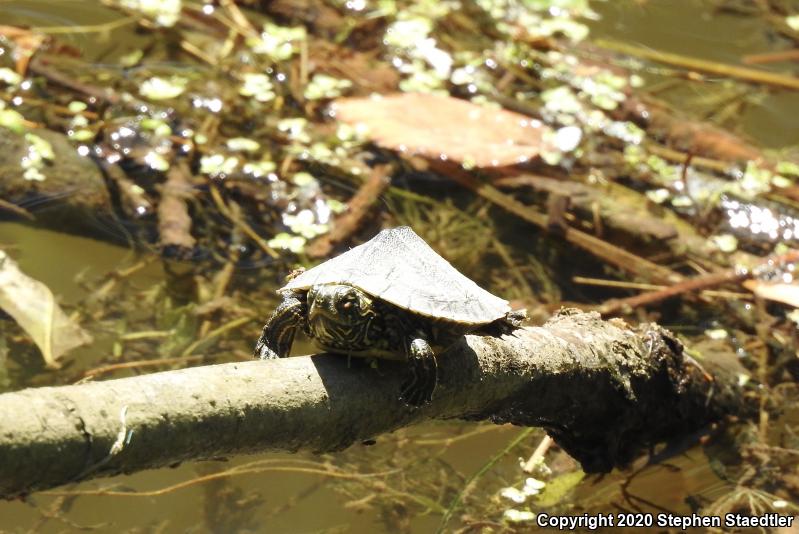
0,310,746,498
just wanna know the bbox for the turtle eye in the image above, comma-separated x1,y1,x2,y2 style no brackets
339,294,359,312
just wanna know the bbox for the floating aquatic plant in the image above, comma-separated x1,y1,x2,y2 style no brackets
645,188,670,204
502,509,536,523
0,68,21,86
500,477,546,505
247,23,306,61
476,0,594,41
777,161,799,178
200,153,238,177
267,232,306,253
602,120,644,145
21,133,54,182
499,486,526,503
226,138,261,153
542,86,584,118
283,209,328,240
278,118,311,144
242,160,277,179
0,104,26,134
449,57,496,95
120,0,181,27
67,101,87,113
711,234,738,253
143,150,170,171
737,161,778,197
140,118,173,137
384,14,453,93
304,74,353,100
240,73,276,102
140,76,188,100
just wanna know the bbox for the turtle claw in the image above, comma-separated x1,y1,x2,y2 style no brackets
400,338,438,407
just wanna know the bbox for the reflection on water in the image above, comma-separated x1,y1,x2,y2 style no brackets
721,194,799,245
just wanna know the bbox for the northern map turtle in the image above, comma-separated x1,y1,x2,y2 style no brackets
255,226,525,405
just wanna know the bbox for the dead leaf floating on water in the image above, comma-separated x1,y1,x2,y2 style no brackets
0,250,92,368
332,93,552,168
743,278,799,309
0,25,46,75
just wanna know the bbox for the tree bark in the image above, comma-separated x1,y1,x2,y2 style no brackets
0,310,745,499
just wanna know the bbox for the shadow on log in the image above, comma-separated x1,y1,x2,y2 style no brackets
0,310,747,499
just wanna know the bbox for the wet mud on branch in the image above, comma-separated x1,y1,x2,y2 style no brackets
0,310,746,499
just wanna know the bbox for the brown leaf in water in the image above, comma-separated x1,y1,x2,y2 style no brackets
743,278,799,308
0,25,35,40
0,25,46,74
0,250,92,368
332,93,552,168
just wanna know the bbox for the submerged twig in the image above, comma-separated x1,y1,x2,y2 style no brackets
180,315,253,357
444,167,682,285
197,210,244,339
209,185,280,259
98,160,153,219
45,461,395,498
597,39,799,90
219,0,257,35
742,49,799,65
598,249,799,315
28,56,146,110
598,270,745,316
88,257,156,309
31,15,137,35
307,164,392,258
0,198,35,220
522,434,553,474
158,161,196,255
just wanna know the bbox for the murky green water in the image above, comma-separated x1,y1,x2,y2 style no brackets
1,0,796,532
592,1,799,149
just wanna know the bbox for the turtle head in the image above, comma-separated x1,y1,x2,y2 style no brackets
306,284,376,349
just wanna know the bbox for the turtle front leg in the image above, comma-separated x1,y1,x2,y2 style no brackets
255,293,306,359
400,337,438,406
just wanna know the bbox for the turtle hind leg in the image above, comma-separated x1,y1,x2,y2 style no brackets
254,293,306,359
400,338,438,406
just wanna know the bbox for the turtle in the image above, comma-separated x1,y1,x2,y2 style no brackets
254,226,525,406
